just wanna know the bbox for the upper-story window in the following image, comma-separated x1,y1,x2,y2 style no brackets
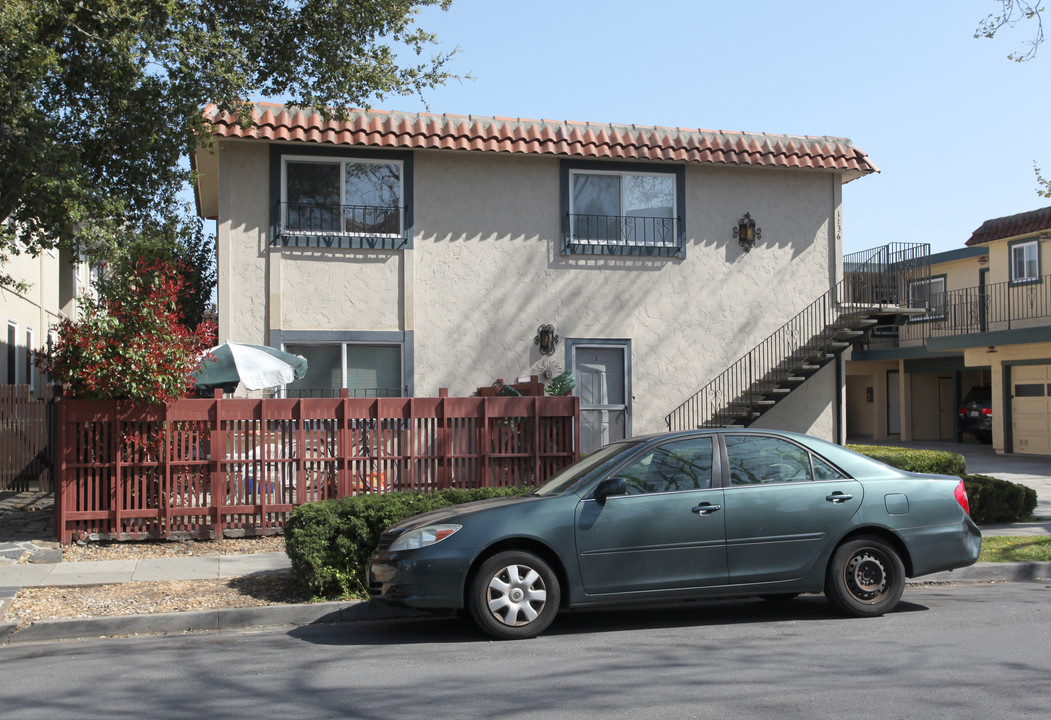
1010,238,1040,285
909,275,946,320
282,156,403,236
273,149,412,250
562,161,685,257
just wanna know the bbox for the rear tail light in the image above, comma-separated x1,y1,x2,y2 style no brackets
954,480,971,516
981,408,993,416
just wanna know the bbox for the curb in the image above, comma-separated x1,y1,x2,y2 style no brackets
908,560,1051,584
4,561,1050,644
1,599,431,645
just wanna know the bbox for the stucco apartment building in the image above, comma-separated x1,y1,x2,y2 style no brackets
847,206,1051,455
193,103,881,453
0,245,90,395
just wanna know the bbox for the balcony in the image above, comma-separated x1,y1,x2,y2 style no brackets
273,202,410,250
565,213,683,257
885,274,1051,347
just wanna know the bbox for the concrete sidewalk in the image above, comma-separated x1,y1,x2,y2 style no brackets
0,550,291,587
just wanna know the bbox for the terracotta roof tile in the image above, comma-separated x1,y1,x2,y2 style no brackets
203,102,878,178
966,206,1051,246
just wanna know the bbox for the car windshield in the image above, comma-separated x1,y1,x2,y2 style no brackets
532,441,640,496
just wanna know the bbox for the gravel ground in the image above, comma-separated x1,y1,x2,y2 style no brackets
6,572,314,625
57,535,288,562
4,535,323,626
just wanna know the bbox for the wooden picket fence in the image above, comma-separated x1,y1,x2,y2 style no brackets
0,385,58,492
54,389,580,543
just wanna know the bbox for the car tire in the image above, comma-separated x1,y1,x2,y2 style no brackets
468,550,560,640
825,536,905,617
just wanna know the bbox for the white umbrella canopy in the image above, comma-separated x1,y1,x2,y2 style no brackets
191,342,308,392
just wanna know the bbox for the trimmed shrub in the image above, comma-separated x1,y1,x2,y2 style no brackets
963,474,1038,525
848,445,1037,525
285,487,526,599
847,444,966,475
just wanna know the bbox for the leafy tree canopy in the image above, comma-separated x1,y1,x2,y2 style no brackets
0,0,457,286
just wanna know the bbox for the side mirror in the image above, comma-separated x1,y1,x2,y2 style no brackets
594,477,627,501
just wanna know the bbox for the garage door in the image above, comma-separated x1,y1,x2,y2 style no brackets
1012,364,1051,455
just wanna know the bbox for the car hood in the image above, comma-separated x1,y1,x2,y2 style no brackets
386,494,545,533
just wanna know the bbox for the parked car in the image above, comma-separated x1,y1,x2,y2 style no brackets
959,385,993,443
369,430,981,639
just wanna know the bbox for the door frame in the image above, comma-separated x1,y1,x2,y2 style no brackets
887,369,901,436
566,338,632,444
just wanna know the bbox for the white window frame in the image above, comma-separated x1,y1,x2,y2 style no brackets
280,155,404,238
7,320,18,385
909,276,946,320
277,340,405,398
1010,239,1040,284
25,326,34,391
568,168,679,248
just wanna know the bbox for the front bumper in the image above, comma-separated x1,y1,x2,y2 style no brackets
369,547,476,609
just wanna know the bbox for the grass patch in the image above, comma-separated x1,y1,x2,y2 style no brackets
979,535,1051,563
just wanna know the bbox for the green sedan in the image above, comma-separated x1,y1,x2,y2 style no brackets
369,430,981,640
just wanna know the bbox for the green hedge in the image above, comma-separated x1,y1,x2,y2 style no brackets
848,445,1036,524
847,444,966,475
962,474,1038,524
284,487,526,600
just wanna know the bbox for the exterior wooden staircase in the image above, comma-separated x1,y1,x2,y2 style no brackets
666,244,930,431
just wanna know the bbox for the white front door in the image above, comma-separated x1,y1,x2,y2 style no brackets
573,343,629,454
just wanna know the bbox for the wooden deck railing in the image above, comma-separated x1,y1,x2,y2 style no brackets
54,389,580,543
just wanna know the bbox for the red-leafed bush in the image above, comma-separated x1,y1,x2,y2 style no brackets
38,258,216,403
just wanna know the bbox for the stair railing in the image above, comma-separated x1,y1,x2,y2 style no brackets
665,243,930,431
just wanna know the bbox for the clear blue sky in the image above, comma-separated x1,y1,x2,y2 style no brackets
369,0,1050,257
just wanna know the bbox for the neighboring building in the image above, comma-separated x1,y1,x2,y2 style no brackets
0,244,91,396
193,103,881,453
847,206,1051,455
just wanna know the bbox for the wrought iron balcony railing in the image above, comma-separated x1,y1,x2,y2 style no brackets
275,202,409,249
568,213,679,248
897,273,1051,342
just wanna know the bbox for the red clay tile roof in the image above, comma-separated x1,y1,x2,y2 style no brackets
203,102,878,179
966,206,1051,246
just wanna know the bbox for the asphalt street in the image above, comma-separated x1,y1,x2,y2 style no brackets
1,582,1048,720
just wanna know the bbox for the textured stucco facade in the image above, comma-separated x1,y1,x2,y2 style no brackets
205,136,849,440
1,245,88,394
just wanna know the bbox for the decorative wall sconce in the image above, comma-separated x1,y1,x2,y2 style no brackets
733,213,761,252
535,324,559,355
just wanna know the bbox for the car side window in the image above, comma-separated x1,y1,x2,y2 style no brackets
812,455,847,481
618,437,713,494
726,435,813,485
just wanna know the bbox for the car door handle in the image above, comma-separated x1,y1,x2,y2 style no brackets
692,503,722,515
826,493,854,504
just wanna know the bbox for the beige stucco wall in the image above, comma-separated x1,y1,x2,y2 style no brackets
845,358,900,439
213,139,846,439
934,254,984,292
1,245,87,393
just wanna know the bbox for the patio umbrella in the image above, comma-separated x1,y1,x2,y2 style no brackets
191,342,308,392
